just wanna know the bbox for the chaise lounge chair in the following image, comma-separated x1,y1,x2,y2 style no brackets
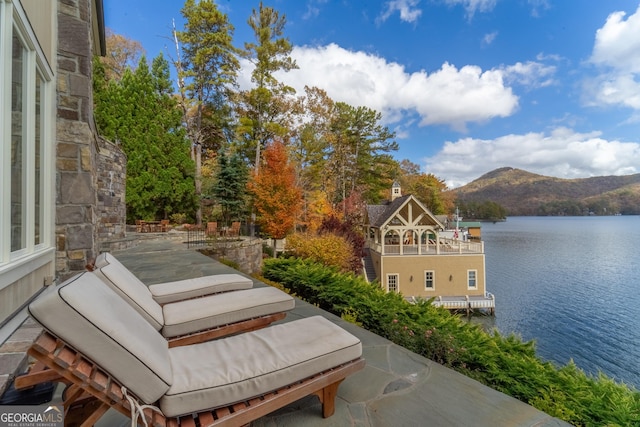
90,252,295,346
15,253,295,393
90,252,255,304
26,272,365,426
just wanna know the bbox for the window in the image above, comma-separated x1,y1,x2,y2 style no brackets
467,270,477,289
424,270,435,290
1,1,54,263
387,274,398,293
11,27,26,252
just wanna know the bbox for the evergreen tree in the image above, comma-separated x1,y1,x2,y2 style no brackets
235,2,299,171
177,0,240,225
327,102,398,205
94,54,196,222
212,150,249,227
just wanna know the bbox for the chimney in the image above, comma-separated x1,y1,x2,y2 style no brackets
391,181,401,201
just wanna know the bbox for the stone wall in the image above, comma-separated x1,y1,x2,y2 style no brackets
96,137,126,242
202,238,264,275
55,0,99,279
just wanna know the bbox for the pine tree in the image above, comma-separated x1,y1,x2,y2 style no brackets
212,150,249,227
94,54,196,222
177,0,240,225
235,2,299,172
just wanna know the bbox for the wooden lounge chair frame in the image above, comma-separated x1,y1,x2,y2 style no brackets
14,312,286,392
24,331,365,427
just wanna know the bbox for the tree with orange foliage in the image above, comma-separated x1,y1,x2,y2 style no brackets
248,140,302,240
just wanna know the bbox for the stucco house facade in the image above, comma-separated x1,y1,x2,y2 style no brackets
0,0,125,347
364,183,494,313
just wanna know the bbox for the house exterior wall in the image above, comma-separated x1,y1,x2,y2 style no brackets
468,227,481,239
96,138,126,242
55,0,102,279
19,0,56,65
380,254,486,298
370,250,382,284
0,0,58,333
0,0,106,338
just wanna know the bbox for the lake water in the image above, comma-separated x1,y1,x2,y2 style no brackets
479,216,640,390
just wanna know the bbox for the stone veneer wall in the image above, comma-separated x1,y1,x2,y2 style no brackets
55,0,100,279
203,238,264,275
96,137,126,242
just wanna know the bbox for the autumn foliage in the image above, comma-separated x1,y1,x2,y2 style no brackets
285,233,355,273
248,140,302,239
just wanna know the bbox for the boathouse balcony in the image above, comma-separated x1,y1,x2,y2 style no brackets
369,237,484,256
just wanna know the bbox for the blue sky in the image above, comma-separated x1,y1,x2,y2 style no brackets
104,0,640,188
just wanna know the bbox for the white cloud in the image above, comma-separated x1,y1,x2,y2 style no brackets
588,4,640,111
255,43,521,131
423,127,640,188
591,5,640,73
378,0,423,24
502,61,557,88
482,31,498,46
444,0,497,19
528,0,550,18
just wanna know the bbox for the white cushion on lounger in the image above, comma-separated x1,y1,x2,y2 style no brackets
28,273,172,404
160,315,362,417
161,287,295,338
92,259,164,330
94,252,254,304
149,273,253,305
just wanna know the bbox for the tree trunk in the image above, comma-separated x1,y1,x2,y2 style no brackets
195,143,202,226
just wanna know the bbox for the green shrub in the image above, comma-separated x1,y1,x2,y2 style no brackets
262,257,640,427
169,213,187,224
217,258,239,270
262,243,274,258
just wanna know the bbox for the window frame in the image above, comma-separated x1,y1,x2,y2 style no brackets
1,0,55,269
424,270,435,291
467,269,477,290
386,273,399,293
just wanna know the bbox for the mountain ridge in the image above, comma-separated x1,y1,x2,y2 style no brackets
450,167,640,216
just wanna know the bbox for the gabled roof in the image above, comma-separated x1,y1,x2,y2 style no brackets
366,194,444,229
366,195,411,228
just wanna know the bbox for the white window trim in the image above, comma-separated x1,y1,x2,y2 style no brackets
0,0,55,267
424,270,435,291
386,273,399,293
467,269,478,290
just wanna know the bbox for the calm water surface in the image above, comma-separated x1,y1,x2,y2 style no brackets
479,216,640,389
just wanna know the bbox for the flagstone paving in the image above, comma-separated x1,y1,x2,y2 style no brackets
5,237,569,426
89,238,570,427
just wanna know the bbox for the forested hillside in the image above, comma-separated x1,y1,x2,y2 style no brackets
451,167,640,216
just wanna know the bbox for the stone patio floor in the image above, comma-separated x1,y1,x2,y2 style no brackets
2,238,571,426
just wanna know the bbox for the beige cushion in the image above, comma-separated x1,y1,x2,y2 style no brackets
161,287,295,338
91,262,164,331
149,274,253,305
28,273,172,404
94,252,255,305
160,315,362,417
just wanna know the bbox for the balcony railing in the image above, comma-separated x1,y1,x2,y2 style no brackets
369,238,484,255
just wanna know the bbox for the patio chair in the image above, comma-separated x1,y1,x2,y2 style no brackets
206,221,218,237
90,253,295,345
25,272,365,426
229,221,241,238
15,254,295,393
90,252,254,304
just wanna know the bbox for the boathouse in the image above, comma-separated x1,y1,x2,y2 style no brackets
363,183,494,315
